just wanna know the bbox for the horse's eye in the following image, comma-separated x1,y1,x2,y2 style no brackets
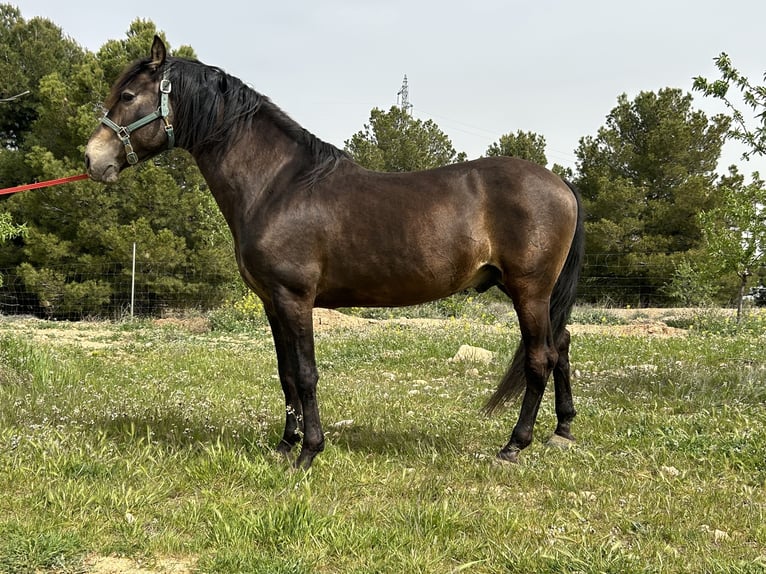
120,91,135,103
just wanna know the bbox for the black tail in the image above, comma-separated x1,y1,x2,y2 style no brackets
484,180,585,414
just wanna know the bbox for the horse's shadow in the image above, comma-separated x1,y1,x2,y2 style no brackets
327,423,463,458
88,413,459,461
88,412,277,453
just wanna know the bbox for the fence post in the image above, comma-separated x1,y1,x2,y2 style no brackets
131,242,136,318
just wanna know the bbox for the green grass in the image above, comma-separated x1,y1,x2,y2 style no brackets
0,309,765,573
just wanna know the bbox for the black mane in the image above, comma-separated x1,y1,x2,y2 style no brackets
110,56,349,185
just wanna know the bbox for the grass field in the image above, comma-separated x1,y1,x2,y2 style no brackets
0,305,764,573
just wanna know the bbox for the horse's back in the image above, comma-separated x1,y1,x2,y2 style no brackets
301,157,578,308
334,156,578,260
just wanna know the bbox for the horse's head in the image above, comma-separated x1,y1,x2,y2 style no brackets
85,36,175,183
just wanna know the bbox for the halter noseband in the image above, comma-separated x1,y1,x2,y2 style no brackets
101,69,175,165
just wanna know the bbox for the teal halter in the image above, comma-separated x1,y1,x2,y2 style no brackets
101,70,174,165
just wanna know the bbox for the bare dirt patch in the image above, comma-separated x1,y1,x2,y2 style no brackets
312,308,690,337
569,322,687,338
312,308,373,331
568,307,707,338
153,316,211,334
312,308,449,333
0,316,119,349
85,556,194,574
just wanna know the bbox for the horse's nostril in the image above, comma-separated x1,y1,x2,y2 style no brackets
84,153,91,170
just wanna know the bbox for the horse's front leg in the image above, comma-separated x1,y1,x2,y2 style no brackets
266,309,304,456
267,296,324,469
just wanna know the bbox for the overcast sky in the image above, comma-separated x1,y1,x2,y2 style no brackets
12,0,766,173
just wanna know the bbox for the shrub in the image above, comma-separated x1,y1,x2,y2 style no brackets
209,291,267,332
680,308,766,336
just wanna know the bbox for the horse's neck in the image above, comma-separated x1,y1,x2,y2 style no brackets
191,118,301,221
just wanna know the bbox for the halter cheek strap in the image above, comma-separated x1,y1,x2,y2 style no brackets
101,70,175,165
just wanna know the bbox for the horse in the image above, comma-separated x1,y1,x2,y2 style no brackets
85,36,585,469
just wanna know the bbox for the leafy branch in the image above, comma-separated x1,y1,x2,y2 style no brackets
693,53,766,159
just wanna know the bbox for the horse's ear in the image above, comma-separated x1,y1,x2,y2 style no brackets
150,35,167,69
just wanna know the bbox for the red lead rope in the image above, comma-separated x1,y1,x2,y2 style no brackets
0,173,90,196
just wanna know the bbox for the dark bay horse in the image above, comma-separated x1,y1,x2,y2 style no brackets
85,36,585,469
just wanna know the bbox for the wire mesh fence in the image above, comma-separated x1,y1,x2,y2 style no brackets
0,260,240,320
0,252,750,319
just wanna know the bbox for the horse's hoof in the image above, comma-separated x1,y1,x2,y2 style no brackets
294,451,317,471
495,448,520,464
546,434,575,450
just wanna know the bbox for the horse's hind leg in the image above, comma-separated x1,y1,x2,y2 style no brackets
551,328,576,444
498,300,558,462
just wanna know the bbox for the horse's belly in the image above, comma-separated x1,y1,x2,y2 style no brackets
315,250,493,308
